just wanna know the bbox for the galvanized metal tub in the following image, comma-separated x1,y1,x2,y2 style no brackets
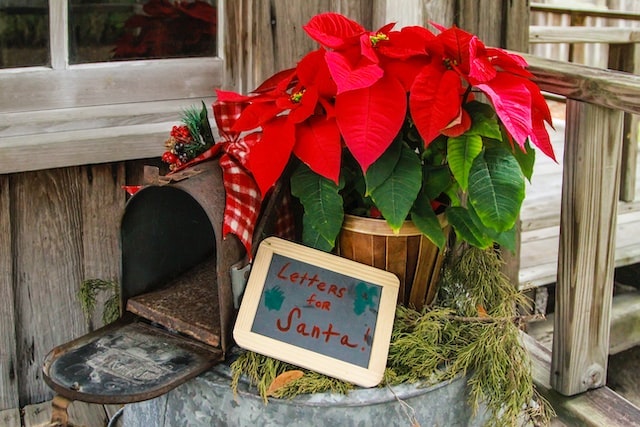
123,360,487,426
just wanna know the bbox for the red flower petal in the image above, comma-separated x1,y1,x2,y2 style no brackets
486,48,532,78
246,117,296,196
325,50,383,94
296,49,337,98
293,116,342,183
441,108,471,137
253,68,296,93
410,66,464,146
378,26,437,59
382,56,431,91
468,36,496,84
303,13,365,49
288,86,319,124
216,89,254,103
475,74,532,149
231,101,283,132
336,75,406,172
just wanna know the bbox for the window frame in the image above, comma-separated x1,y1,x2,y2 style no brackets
0,0,225,174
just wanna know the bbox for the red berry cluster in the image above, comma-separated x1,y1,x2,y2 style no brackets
162,125,194,171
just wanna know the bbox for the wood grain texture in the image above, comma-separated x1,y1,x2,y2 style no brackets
0,408,20,427
457,0,504,48
530,26,640,44
530,2,640,21
12,168,87,405
0,175,18,411
608,43,640,202
22,400,109,427
524,53,640,115
552,101,624,396
0,58,223,114
80,164,125,330
500,0,529,52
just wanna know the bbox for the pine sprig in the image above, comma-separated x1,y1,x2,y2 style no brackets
78,279,120,326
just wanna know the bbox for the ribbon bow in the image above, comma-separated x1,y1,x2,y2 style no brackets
211,100,264,257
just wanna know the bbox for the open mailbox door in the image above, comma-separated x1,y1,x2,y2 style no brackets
42,161,252,414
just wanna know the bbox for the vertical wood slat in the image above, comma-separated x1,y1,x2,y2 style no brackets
551,100,624,396
372,0,455,29
80,164,126,330
13,168,87,405
608,42,640,202
49,0,69,70
0,175,18,411
457,0,505,48
385,237,408,301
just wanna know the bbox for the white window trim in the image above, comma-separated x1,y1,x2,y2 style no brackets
0,1,225,174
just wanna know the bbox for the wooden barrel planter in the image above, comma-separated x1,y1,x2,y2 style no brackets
338,214,449,310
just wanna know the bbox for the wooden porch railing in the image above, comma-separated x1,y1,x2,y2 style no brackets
530,2,640,202
523,53,640,397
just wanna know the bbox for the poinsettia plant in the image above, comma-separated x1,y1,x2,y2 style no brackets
213,13,555,253
113,0,216,60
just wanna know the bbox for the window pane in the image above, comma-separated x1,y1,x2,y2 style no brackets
69,0,217,64
0,1,50,69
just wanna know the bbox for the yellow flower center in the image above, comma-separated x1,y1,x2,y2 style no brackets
290,90,305,103
443,58,458,70
370,32,389,46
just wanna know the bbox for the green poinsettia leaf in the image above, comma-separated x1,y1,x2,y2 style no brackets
512,139,536,182
446,206,493,249
291,163,344,251
465,102,503,140
422,165,452,200
365,138,401,194
447,133,483,191
411,195,447,249
468,203,517,252
368,143,422,231
301,219,335,252
468,146,525,233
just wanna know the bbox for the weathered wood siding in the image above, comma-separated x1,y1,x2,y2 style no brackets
1,0,528,409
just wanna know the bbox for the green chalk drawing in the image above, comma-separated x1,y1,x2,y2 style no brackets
264,286,285,311
353,282,378,315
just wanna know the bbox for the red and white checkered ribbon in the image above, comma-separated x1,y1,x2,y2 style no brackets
212,101,264,257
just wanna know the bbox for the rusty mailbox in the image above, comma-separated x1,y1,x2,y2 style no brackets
42,160,285,419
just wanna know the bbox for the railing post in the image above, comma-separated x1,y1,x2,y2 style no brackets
551,100,624,396
609,42,640,202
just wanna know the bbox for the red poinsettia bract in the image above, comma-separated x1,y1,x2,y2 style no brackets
215,13,555,197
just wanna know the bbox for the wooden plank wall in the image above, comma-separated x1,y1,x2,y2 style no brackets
11,165,125,405
1,0,529,410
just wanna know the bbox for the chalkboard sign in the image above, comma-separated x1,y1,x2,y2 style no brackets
234,237,399,388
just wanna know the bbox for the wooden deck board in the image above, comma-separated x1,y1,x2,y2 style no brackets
0,408,20,427
519,118,640,288
20,400,110,427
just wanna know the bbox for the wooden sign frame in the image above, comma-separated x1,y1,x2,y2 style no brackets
234,237,399,388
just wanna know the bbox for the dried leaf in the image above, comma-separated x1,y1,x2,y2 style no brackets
267,370,304,396
477,304,489,318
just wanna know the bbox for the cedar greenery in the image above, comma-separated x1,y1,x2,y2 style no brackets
230,247,554,426
78,279,120,326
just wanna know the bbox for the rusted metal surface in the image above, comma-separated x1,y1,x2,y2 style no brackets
126,257,221,347
121,160,244,354
42,318,222,405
